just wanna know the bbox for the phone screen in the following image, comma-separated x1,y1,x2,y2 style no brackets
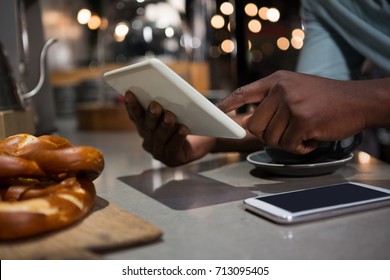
256,183,390,212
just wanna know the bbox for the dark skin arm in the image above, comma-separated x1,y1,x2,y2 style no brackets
217,70,390,155
124,70,390,165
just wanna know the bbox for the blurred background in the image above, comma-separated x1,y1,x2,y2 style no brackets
43,0,302,128
1,0,389,161
43,0,301,104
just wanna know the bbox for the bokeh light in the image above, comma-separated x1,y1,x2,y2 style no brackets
245,3,258,17
277,37,290,50
165,27,175,38
221,39,235,53
291,37,304,49
248,19,262,33
77,9,91,25
115,22,129,37
211,15,225,29
267,8,280,22
87,14,101,30
292,28,305,40
220,2,234,16
258,7,269,20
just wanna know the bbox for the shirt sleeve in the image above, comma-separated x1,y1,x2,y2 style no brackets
296,0,364,80
296,0,390,79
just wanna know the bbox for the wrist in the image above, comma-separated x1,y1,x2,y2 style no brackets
361,78,390,128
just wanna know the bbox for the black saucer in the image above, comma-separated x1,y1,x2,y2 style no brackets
247,151,353,176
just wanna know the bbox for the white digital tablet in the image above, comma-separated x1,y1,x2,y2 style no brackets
103,58,246,139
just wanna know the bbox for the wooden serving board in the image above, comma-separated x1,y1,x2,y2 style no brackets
0,197,162,259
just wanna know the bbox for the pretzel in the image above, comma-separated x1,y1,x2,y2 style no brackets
0,134,104,240
0,134,104,180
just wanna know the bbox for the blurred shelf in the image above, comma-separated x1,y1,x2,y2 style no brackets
50,61,210,94
76,103,136,131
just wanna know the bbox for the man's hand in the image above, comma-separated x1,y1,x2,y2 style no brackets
125,91,216,167
218,70,368,154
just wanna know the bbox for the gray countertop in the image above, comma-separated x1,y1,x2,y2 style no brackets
56,118,390,260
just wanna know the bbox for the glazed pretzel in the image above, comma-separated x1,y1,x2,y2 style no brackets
0,134,104,240
0,134,104,180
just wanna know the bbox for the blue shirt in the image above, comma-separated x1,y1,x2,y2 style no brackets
296,0,390,79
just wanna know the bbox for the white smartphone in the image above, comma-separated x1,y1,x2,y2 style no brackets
103,58,246,139
244,182,390,224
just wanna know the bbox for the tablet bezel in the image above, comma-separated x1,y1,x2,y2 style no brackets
103,58,246,139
